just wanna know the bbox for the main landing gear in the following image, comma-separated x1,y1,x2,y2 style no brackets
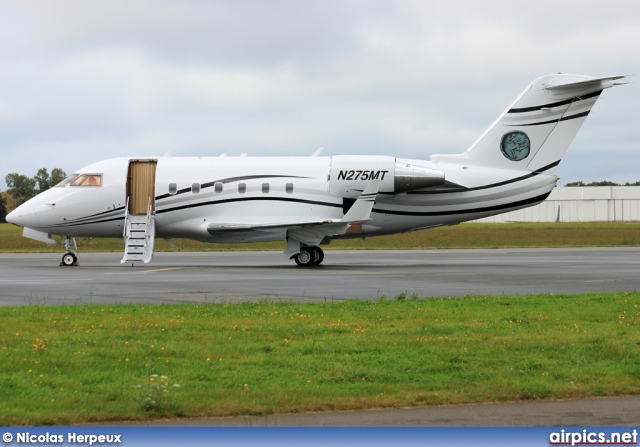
292,246,324,267
59,236,79,267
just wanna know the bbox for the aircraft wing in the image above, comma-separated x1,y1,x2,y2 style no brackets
207,219,339,233
206,180,381,256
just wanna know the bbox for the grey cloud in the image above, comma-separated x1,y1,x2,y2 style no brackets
1,0,639,190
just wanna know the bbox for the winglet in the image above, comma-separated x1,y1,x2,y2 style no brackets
341,180,381,223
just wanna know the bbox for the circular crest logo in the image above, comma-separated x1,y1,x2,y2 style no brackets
500,131,530,161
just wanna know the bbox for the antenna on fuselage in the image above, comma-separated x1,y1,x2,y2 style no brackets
163,148,175,157
311,147,324,157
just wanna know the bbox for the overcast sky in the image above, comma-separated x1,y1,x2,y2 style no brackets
1,0,638,191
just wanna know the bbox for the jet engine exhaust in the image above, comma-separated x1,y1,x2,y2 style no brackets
394,162,445,193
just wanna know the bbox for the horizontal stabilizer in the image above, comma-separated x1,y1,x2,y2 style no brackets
545,75,627,92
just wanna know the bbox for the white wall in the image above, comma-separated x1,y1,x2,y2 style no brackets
475,186,640,223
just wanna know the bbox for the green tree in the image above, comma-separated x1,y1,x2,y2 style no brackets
33,167,67,192
50,168,67,186
0,192,7,223
586,181,619,186
4,167,67,208
564,181,638,187
5,173,37,207
34,168,52,192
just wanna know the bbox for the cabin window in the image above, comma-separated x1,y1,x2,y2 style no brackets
192,183,200,194
262,183,269,193
215,182,223,194
286,183,294,193
168,183,177,195
238,183,246,194
70,174,102,187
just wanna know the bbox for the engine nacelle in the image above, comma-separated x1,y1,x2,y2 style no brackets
394,161,445,193
328,155,445,198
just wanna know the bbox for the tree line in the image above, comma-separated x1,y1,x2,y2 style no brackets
1,168,67,223
565,180,640,187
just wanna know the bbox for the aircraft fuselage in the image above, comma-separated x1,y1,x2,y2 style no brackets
7,73,625,266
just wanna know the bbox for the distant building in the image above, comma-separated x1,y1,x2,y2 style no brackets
475,186,640,222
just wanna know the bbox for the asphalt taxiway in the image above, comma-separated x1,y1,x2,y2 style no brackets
3,248,639,426
0,248,638,306
125,396,640,426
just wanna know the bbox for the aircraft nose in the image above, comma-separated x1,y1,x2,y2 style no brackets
6,209,21,226
6,206,33,228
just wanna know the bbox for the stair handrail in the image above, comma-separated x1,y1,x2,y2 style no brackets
123,196,130,237
146,196,152,227
144,196,154,243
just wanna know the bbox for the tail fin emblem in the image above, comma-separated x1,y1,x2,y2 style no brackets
500,130,531,161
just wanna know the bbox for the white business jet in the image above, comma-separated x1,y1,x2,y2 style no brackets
6,74,626,267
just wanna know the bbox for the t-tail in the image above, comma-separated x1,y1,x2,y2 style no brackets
438,74,627,173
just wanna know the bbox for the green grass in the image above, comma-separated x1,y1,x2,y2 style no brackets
1,292,639,425
1,222,639,253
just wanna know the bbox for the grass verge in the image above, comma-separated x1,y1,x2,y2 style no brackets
1,292,639,425
1,222,639,253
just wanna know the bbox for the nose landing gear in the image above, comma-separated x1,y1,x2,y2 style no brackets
61,252,78,266
59,236,79,266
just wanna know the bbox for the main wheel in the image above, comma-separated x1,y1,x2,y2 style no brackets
310,247,324,265
61,253,77,266
294,248,314,267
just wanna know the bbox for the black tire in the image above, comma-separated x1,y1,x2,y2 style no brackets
310,247,324,265
294,248,314,267
62,253,76,266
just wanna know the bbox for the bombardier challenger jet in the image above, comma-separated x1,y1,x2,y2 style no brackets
6,74,626,267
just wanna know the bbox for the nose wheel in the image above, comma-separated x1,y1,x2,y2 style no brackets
59,236,79,266
61,252,78,266
293,246,324,267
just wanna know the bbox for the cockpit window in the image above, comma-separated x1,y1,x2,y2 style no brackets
71,174,102,187
55,174,80,187
55,174,103,187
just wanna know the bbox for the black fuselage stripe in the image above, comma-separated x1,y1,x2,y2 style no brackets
49,215,125,227
374,192,551,217
47,163,559,227
409,160,560,195
64,206,126,223
511,110,591,127
48,197,342,227
54,191,551,228
508,90,601,113
156,196,343,214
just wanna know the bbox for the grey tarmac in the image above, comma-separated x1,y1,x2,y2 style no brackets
0,247,639,306
2,248,639,427
121,396,640,427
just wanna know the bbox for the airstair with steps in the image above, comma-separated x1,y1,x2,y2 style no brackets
121,198,155,264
